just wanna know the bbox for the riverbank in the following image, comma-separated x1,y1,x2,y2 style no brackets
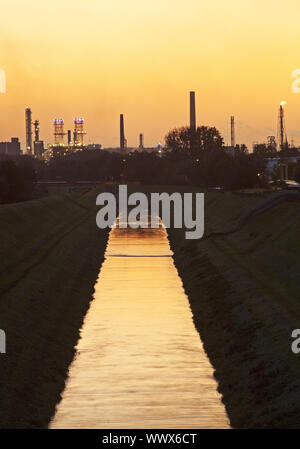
1,185,300,428
0,192,109,428
167,190,300,428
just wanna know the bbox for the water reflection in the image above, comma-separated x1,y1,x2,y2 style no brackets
51,224,229,428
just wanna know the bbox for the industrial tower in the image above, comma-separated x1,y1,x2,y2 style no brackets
190,91,196,131
67,130,72,146
54,119,66,146
278,103,288,150
25,108,32,154
34,120,40,142
120,114,126,150
230,116,235,148
33,120,44,158
139,133,144,149
73,118,86,146
267,136,277,151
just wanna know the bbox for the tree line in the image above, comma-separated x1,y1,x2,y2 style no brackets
0,156,36,204
1,124,298,204
37,126,266,189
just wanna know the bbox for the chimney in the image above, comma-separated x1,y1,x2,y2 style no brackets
120,114,125,150
139,133,144,149
230,116,235,147
33,120,40,142
68,130,72,145
25,108,32,154
190,91,196,131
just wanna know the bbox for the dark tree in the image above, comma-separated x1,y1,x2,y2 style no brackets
253,143,277,158
165,126,223,157
189,149,231,188
224,153,265,190
0,158,36,204
294,162,300,184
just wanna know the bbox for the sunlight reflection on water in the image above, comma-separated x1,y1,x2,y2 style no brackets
51,222,229,429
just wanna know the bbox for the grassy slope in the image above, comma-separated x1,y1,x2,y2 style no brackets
167,190,300,428
1,185,300,428
0,192,109,428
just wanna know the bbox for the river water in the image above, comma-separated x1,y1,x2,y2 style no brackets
51,222,229,429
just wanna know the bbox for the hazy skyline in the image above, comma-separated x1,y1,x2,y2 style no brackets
1,0,300,150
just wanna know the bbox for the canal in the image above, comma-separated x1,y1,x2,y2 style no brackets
51,221,229,428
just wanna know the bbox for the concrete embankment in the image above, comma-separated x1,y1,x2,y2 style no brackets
0,192,109,428
168,191,300,428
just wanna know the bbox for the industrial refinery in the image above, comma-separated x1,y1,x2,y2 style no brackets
44,118,90,159
0,93,297,171
22,113,94,160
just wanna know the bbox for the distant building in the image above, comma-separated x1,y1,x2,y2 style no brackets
139,147,159,153
0,138,21,155
265,158,280,180
86,144,102,151
42,142,102,161
267,136,277,151
265,153,300,181
103,147,133,154
102,146,160,155
33,141,45,158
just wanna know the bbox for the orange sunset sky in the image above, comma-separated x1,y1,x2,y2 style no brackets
0,0,300,150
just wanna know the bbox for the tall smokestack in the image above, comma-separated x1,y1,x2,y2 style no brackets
120,114,125,150
139,133,144,149
33,120,40,142
278,104,288,150
190,91,196,131
25,108,32,155
230,116,235,147
280,106,284,149
67,130,72,145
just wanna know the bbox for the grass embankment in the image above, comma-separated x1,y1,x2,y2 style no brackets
167,190,300,428
1,185,299,428
0,191,109,428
